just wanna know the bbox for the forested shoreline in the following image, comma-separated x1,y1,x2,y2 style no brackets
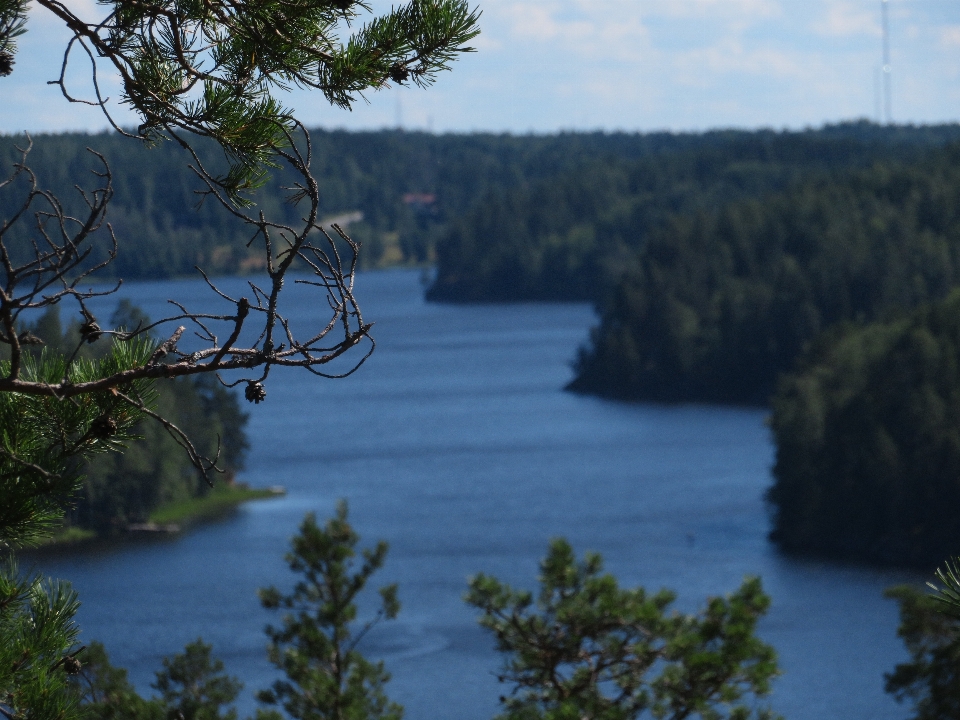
9,124,960,566
429,122,960,305
570,145,960,405
769,290,960,567
10,302,251,540
1,129,739,277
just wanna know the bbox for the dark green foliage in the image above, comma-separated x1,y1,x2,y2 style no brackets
74,641,163,720
16,303,250,536
257,502,402,720
8,124,959,282
0,558,83,720
0,130,700,276
73,372,248,533
928,558,960,619
466,538,780,720
768,289,960,566
152,639,242,720
885,585,960,720
572,143,960,404
74,640,240,720
191,374,250,476
0,0,26,73
430,123,960,305
0,339,157,547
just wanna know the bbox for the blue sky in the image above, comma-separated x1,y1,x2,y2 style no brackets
2,0,959,134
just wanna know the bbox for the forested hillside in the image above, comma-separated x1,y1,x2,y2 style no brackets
570,145,960,404
0,129,722,277
4,123,960,284
768,290,960,566
427,122,960,303
8,124,960,412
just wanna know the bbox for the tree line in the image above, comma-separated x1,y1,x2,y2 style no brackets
428,122,960,304
769,290,960,567
0,129,723,276
4,123,960,281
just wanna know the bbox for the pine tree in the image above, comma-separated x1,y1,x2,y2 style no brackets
74,639,242,720
466,539,781,720
257,502,402,720
886,584,960,720
0,558,84,720
0,0,480,540
0,2,479,716
152,640,243,720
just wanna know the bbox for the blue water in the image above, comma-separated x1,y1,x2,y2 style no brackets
30,269,918,719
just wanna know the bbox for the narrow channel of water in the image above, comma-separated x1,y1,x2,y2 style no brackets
31,269,918,720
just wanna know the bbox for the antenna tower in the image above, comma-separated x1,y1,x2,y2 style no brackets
881,0,892,124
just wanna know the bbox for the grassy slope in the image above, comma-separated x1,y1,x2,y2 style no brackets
39,485,283,548
148,485,281,525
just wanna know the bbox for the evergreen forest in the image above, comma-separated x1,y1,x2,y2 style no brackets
429,122,960,305
11,121,960,719
570,144,960,405
8,123,960,565
769,290,960,567
3,122,960,284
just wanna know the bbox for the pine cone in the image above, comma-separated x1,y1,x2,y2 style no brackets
80,318,102,343
16,332,44,346
389,63,409,84
245,381,267,404
0,52,14,78
62,655,82,675
90,415,118,439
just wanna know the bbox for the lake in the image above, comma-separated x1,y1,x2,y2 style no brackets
31,268,919,720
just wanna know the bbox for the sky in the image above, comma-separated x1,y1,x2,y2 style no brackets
2,0,959,135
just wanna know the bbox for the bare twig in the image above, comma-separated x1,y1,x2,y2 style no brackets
0,136,372,394
0,132,371,482
114,389,222,485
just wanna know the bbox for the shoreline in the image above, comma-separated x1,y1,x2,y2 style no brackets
34,484,286,552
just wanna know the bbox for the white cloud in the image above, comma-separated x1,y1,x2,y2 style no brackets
813,2,878,37
643,0,782,21
4,0,959,135
940,25,960,48
498,1,644,49
669,40,807,87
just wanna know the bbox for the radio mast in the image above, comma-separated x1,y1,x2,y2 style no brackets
881,0,892,124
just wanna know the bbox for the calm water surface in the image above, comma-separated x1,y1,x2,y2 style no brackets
32,269,918,720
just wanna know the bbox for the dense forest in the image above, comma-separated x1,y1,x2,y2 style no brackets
570,144,960,404
17,302,249,536
9,123,960,565
427,122,960,303
3,123,960,284
769,290,960,566
0,129,730,277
